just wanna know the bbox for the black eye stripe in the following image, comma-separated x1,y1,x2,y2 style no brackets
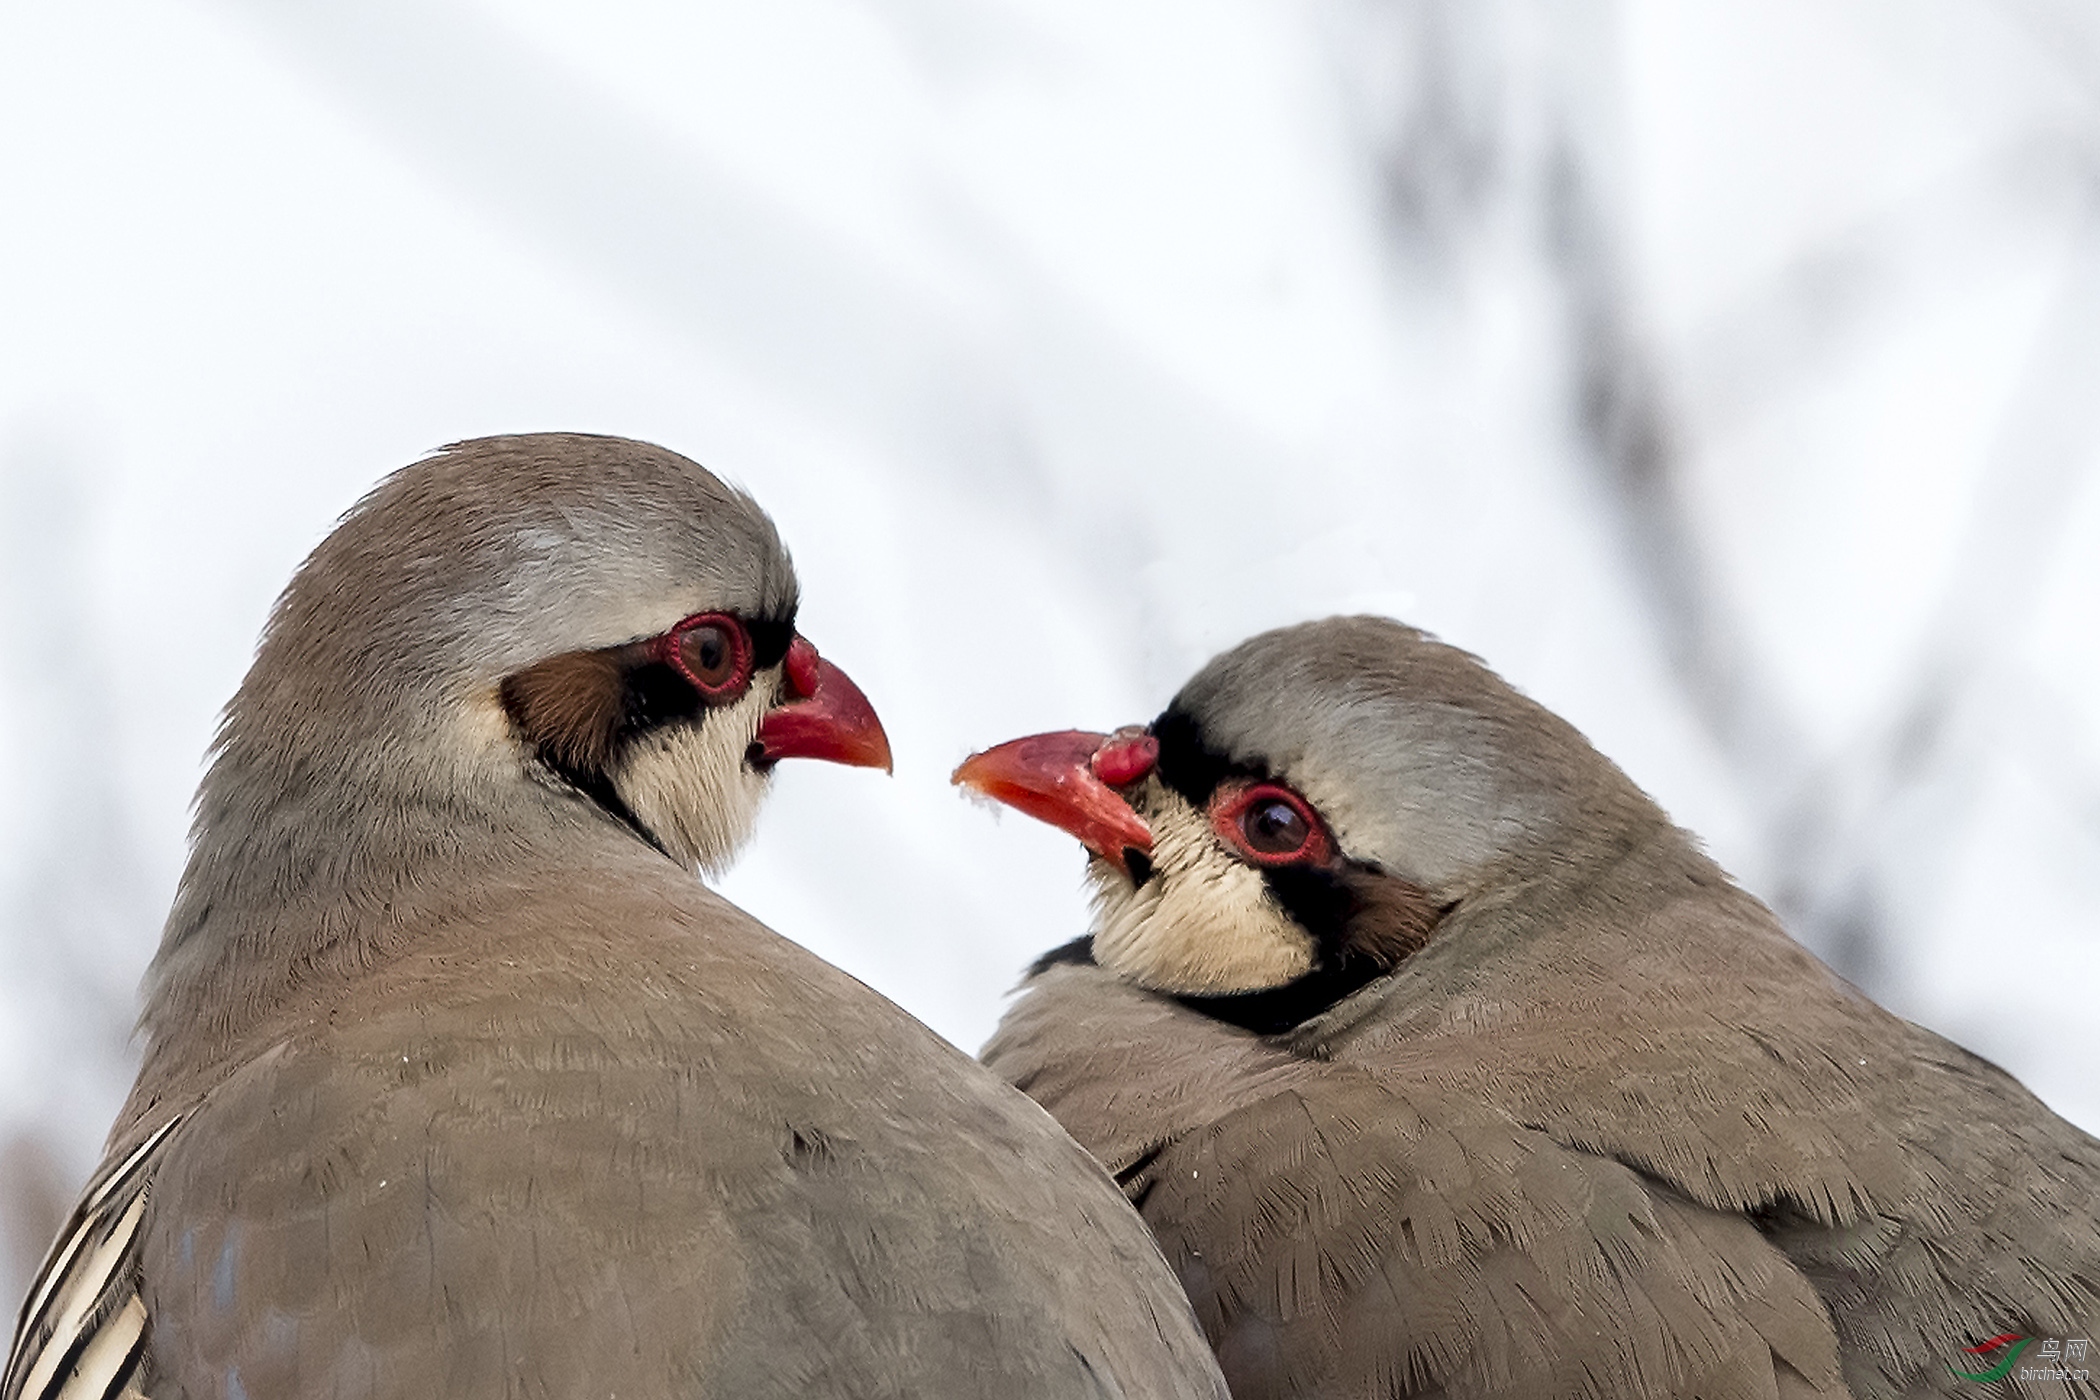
745,616,795,671
619,661,702,733
501,605,798,857
1151,705,1263,806
617,607,797,736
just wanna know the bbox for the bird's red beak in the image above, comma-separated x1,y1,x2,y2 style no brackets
952,729,1157,871
753,636,893,773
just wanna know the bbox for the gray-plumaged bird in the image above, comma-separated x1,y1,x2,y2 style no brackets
956,616,2100,1400
5,434,1228,1400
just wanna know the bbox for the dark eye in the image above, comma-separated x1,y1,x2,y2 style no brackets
666,614,752,700
1242,798,1308,855
1210,781,1332,866
682,626,732,684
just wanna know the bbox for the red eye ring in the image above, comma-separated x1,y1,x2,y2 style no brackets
654,612,754,702
1209,782,1333,867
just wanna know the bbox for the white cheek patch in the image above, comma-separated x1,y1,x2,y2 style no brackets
1087,791,1315,996
612,678,776,876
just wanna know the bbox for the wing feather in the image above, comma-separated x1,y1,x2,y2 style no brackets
4,1115,184,1400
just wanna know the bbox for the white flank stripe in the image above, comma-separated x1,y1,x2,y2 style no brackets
54,1297,145,1400
15,1195,147,1400
17,1117,181,1347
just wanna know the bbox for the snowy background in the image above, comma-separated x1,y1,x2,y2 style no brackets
3,0,2098,1305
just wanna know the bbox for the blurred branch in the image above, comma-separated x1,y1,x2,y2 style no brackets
1332,1,2100,987
206,0,984,456
1797,166,2100,928
1548,81,2100,986
208,0,1325,693
1668,130,2087,440
1531,103,1887,972
1542,143,1814,817
1321,0,1502,271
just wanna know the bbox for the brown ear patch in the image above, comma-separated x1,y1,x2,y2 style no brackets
1337,866,1446,969
500,649,629,775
